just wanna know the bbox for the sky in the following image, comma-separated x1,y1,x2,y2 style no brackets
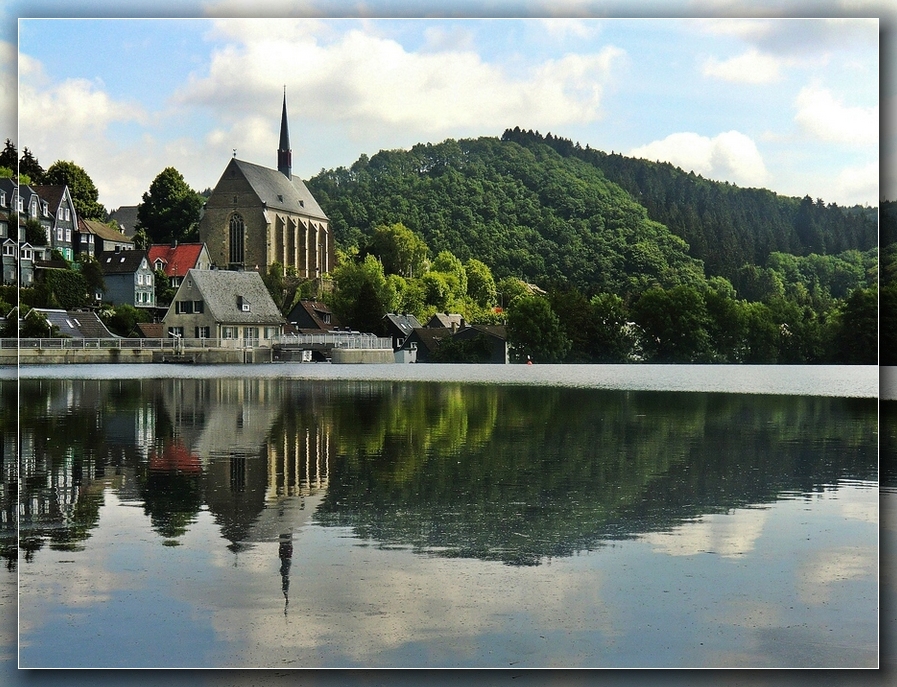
0,1,889,215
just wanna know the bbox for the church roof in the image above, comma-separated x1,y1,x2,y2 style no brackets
231,158,328,221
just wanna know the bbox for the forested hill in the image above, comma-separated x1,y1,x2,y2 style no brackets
306,132,877,297
502,128,878,278
308,136,706,297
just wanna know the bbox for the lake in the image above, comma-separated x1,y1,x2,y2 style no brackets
6,363,880,668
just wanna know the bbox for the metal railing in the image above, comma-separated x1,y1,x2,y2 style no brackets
3,334,394,351
275,333,393,350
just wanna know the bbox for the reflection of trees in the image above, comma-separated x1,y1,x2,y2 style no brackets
315,386,878,566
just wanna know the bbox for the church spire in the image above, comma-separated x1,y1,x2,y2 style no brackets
277,87,292,178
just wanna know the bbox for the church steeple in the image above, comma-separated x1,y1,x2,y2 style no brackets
277,87,292,178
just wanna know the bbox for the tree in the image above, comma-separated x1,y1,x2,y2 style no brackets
44,160,106,220
465,258,496,308
77,254,105,296
589,293,636,362
23,219,47,246
366,223,429,278
19,148,45,183
0,139,16,170
330,254,396,330
830,288,877,364
105,304,151,337
137,167,204,244
631,285,712,362
506,295,570,363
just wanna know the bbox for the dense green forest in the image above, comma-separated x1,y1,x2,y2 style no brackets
502,128,878,279
307,132,878,364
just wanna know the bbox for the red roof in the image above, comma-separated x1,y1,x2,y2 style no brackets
148,243,206,278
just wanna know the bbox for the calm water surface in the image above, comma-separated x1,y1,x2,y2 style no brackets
6,364,879,668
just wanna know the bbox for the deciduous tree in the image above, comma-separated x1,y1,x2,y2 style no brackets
137,167,204,244
44,160,107,220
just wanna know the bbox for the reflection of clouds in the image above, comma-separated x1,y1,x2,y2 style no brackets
198,540,619,666
640,507,768,559
836,487,878,525
19,490,145,636
796,545,877,606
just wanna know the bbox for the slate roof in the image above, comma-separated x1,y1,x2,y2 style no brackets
98,249,150,274
382,313,423,337
406,327,453,354
425,313,464,329
183,269,285,325
232,158,328,220
33,309,116,338
108,206,140,237
30,185,68,215
287,299,339,331
148,243,206,278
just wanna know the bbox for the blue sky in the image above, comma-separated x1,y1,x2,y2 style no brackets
1,2,887,212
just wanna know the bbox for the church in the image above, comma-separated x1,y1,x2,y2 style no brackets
198,92,333,279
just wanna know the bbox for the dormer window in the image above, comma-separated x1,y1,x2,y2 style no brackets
238,296,251,312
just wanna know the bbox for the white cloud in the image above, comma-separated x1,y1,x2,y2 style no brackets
18,54,146,156
176,20,624,142
628,129,769,187
833,160,878,206
794,84,877,146
703,48,782,83
536,18,602,41
0,40,14,143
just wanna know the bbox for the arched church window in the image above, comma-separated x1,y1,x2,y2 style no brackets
229,214,245,266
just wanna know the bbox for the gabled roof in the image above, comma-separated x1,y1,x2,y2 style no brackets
108,206,140,236
137,322,164,338
383,312,423,336
287,299,338,331
180,269,285,325
405,327,453,353
79,218,135,244
425,312,464,329
30,185,71,214
32,309,116,338
98,249,150,274
229,158,328,220
148,243,207,278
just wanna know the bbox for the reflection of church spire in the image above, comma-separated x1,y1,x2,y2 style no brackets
277,87,292,179
279,531,293,615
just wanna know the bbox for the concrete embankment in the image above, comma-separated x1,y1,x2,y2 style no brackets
330,348,396,364
4,346,392,365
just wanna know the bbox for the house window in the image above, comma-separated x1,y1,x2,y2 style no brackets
229,213,245,265
222,326,237,339
3,244,15,256
168,326,184,338
56,227,63,241
195,326,210,338
243,327,259,341
175,300,194,314
146,273,153,286
137,273,144,285
154,259,164,271
265,326,279,339
193,300,204,313
238,296,250,312
0,191,5,207
65,228,71,242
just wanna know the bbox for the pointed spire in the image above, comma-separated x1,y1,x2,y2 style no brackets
277,86,292,178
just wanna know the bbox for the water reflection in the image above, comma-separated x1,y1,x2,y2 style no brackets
13,378,877,566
